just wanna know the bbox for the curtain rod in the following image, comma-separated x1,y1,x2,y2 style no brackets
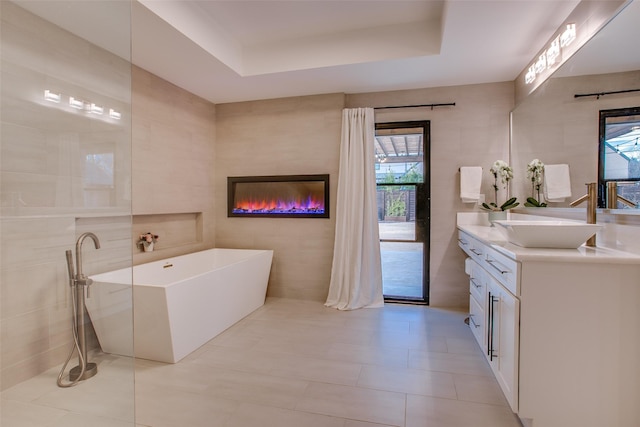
374,102,456,110
574,88,640,99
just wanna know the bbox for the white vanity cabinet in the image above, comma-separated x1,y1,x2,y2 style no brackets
458,223,640,427
486,274,519,412
459,230,520,412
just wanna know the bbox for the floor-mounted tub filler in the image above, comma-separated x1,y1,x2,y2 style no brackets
58,232,102,387
86,248,273,363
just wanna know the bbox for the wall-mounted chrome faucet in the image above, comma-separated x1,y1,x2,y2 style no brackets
570,183,597,247
57,232,100,387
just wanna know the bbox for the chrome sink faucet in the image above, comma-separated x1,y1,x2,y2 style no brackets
570,183,597,246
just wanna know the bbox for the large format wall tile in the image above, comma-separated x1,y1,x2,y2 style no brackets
131,67,216,264
215,93,343,302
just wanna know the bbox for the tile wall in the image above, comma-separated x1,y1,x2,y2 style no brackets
214,94,344,301
131,66,216,264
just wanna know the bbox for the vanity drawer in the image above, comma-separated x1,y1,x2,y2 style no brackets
482,246,519,296
467,259,486,304
458,231,486,261
458,229,519,296
458,230,473,255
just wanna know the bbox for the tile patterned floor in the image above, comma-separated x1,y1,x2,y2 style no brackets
2,297,524,427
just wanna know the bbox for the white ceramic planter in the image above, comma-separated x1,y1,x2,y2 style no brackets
488,210,507,226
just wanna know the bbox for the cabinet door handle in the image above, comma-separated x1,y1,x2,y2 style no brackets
488,293,499,361
486,258,508,275
457,238,468,245
470,248,483,256
469,314,480,328
487,291,492,357
470,278,482,289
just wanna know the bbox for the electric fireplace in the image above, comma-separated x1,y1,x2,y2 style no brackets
227,174,329,218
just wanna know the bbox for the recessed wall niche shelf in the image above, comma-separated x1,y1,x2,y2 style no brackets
227,174,329,218
132,212,203,250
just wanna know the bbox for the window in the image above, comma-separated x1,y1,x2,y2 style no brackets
598,107,640,208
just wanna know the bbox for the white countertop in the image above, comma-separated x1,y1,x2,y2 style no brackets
457,221,640,265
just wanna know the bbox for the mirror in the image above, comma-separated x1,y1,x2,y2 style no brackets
511,0,640,209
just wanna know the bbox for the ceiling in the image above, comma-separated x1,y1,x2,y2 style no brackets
15,0,603,105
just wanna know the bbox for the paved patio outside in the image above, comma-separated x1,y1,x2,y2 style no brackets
379,221,423,299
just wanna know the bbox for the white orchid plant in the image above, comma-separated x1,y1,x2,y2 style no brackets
482,160,519,211
524,159,547,207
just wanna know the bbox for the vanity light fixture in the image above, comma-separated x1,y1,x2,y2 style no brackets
545,38,561,67
69,96,85,109
525,68,536,85
560,23,576,47
44,89,61,103
516,0,626,103
89,103,104,115
109,108,121,120
525,23,577,85
533,54,547,74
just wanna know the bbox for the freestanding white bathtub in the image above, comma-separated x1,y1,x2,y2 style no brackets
86,248,273,363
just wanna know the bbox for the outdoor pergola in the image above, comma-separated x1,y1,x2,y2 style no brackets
374,133,423,164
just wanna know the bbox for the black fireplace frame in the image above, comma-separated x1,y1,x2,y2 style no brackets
227,174,330,218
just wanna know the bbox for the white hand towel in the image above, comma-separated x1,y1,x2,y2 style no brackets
543,164,572,202
460,166,482,203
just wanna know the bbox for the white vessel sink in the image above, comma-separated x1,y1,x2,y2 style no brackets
493,220,603,249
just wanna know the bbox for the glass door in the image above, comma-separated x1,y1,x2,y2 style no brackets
1,2,134,425
375,121,430,303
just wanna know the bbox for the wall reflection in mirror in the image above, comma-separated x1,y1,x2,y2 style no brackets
511,0,640,209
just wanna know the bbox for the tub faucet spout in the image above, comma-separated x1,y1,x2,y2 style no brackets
75,232,100,281
570,183,597,246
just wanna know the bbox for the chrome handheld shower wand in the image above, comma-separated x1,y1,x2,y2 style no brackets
57,232,100,387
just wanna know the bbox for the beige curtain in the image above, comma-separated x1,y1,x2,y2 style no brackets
325,108,383,310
